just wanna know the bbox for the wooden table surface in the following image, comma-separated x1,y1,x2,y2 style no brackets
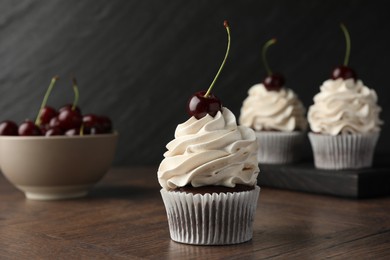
1,167,389,259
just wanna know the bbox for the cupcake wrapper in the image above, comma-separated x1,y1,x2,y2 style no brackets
255,131,305,164
308,132,380,170
160,186,260,245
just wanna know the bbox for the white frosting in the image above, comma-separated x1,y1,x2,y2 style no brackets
158,107,259,190
239,84,307,131
308,79,382,135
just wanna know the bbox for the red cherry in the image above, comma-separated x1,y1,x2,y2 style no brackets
186,21,230,120
82,114,113,134
332,24,357,81
260,39,285,91
331,65,357,80
59,104,81,114
187,91,222,119
39,106,58,125
45,126,64,136
263,73,285,91
83,114,103,134
40,125,49,135
18,120,42,136
49,116,60,128
0,120,19,136
99,116,112,133
65,128,80,136
55,110,82,131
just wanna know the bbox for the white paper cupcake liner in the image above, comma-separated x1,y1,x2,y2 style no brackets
160,186,260,245
255,131,305,164
308,132,380,170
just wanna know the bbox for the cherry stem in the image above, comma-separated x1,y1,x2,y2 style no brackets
80,123,84,136
340,23,351,66
72,78,79,111
262,38,277,76
35,76,59,126
204,20,231,98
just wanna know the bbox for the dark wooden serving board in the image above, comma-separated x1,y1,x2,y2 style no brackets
258,157,390,199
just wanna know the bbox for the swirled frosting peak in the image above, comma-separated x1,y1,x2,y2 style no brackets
239,84,307,131
308,78,382,135
158,107,259,190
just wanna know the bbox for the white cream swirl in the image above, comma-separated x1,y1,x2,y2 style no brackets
308,79,382,135
158,107,259,190
239,84,307,131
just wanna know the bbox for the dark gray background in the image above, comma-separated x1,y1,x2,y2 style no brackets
0,0,388,165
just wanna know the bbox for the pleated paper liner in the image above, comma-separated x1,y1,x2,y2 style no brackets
160,186,260,245
255,131,305,164
308,132,379,170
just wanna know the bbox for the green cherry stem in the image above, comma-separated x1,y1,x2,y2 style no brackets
204,20,231,98
80,123,84,136
71,78,80,111
35,76,59,126
262,38,277,76
340,23,351,66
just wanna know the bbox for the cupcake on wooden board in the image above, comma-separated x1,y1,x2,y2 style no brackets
158,21,260,245
308,24,383,170
239,39,307,164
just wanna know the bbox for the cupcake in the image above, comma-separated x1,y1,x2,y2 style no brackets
308,78,382,169
158,21,260,245
307,24,383,170
239,39,307,164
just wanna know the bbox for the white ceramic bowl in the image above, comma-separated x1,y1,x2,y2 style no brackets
0,133,118,200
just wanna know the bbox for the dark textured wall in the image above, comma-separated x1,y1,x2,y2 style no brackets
0,0,389,165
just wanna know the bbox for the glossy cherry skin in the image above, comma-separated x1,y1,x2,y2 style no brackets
49,117,60,128
0,120,19,136
331,65,357,80
40,125,49,135
45,126,64,136
82,114,113,134
59,104,81,114
55,110,82,131
263,73,285,91
60,109,82,130
65,128,80,136
39,106,58,125
83,114,104,134
18,120,42,136
187,91,222,119
99,116,112,133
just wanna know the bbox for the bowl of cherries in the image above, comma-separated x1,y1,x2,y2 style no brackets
0,76,118,200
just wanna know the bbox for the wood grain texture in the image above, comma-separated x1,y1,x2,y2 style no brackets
1,167,389,259
0,0,389,165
